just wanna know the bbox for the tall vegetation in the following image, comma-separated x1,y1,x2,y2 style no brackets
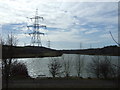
86,56,116,79
9,60,29,78
99,56,114,78
75,42,84,77
6,33,18,46
0,35,5,45
62,55,72,77
86,56,101,78
2,33,18,89
48,58,62,77
75,54,84,77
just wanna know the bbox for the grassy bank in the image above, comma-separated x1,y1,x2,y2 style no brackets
2,77,118,89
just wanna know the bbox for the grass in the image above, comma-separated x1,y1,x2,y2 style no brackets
2,76,118,89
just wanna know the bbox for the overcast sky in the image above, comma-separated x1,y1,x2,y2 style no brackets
0,0,119,49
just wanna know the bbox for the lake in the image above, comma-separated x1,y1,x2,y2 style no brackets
16,54,119,78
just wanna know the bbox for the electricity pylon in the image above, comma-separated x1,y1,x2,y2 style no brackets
48,40,51,48
27,9,46,46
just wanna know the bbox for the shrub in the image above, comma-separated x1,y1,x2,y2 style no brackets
10,61,29,78
86,56,115,79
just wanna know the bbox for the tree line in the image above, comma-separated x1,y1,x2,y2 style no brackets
48,55,120,79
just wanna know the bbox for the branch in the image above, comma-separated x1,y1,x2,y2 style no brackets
109,31,120,46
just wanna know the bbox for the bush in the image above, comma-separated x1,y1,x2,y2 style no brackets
10,61,29,78
86,56,115,79
87,77,92,79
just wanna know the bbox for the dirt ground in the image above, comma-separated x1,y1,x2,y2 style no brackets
3,78,119,89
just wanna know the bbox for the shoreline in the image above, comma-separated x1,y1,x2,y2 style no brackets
2,45,120,59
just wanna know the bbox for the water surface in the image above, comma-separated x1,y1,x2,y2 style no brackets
17,54,118,78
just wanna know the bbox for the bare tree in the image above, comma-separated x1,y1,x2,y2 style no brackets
112,64,120,79
75,42,84,77
86,56,101,78
87,56,115,79
109,31,120,46
75,54,84,77
2,33,18,89
99,56,114,79
48,58,62,78
117,65,120,79
0,34,5,45
62,55,72,77
6,32,18,46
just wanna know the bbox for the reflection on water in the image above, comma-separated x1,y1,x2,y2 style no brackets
17,54,118,78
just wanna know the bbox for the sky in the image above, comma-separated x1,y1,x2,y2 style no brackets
0,0,119,50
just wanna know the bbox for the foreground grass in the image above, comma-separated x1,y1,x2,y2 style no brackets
2,77,119,89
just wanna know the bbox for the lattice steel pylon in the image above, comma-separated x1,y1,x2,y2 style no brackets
27,9,46,46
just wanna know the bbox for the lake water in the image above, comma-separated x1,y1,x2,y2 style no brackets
16,54,119,78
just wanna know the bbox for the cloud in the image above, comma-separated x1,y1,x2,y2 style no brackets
100,32,118,40
14,33,29,39
100,33,111,38
85,29,99,34
0,1,118,49
0,1,118,29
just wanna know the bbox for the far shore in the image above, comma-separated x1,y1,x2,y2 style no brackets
2,45,120,59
